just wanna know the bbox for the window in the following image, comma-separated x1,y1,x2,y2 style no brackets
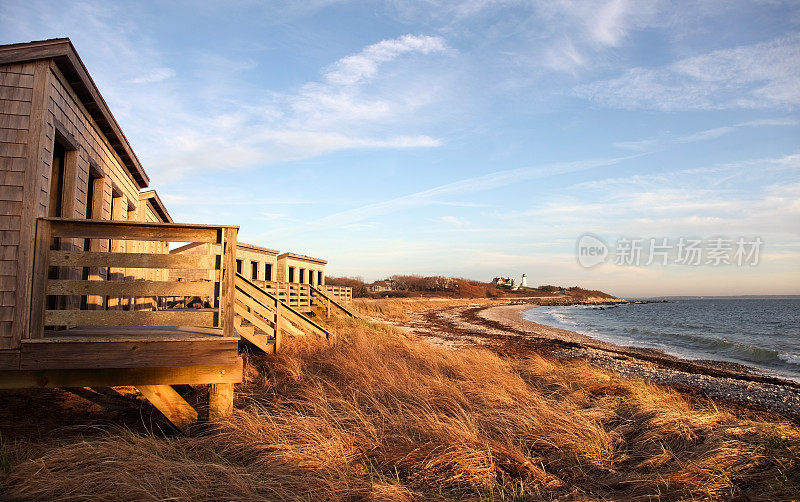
48,143,66,218
288,266,295,283
84,170,103,220
318,271,323,285
236,259,242,274
309,271,315,286
251,261,259,280
265,263,272,282
49,125,79,219
126,203,137,255
299,268,305,284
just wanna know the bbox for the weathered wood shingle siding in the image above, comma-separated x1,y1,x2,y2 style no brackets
0,55,163,349
0,62,35,348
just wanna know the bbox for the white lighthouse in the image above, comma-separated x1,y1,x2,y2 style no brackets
521,274,527,288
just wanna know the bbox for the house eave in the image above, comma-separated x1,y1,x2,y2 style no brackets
0,38,150,188
138,190,173,223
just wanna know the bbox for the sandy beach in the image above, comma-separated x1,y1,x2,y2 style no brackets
402,302,800,421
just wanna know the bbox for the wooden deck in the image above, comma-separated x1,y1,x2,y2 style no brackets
25,326,238,370
0,218,243,430
0,41,342,433
0,218,341,430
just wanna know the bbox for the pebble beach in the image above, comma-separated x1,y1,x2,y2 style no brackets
403,302,800,421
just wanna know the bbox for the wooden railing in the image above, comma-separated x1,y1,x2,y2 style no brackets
30,218,238,338
234,273,281,353
309,285,358,319
320,285,352,305
234,273,329,352
252,280,352,310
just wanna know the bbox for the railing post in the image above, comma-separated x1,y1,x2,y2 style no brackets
29,219,52,340
274,298,283,352
220,228,237,338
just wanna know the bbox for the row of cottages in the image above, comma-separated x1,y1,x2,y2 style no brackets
0,38,349,430
170,243,326,287
168,243,349,310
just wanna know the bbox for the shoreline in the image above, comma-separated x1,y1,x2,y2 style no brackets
402,301,800,421
486,304,800,386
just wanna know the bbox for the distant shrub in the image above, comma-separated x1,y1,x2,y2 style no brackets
326,276,370,297
538,285,560,293
390,275,457,292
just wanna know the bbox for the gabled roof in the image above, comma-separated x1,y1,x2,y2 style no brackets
0,38,149,188
138,190,172,223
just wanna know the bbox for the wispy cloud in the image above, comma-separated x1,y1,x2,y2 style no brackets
614,119,798,151
315,155,641,227
573,153,800,191
0,3,450,180
147,33,449,178
394,0,666,72
585,0,662,47
674,126,736,143
434,215,469,227
576,35,800,110
526,153,800,237
323,34,447,85
130,67,176,84
524,0,667,73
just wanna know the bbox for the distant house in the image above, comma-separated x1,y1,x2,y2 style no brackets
492,277,515,287
369,280,393,292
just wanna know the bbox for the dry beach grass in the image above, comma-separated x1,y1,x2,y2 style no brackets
1,305,799,500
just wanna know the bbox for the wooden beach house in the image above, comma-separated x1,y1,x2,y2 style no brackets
277,252,326,287
0,38,342,429
171,244,353,314
169,241,278,285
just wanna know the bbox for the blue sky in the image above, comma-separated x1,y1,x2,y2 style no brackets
2,1,798,296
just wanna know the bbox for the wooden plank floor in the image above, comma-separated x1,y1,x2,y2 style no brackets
20,325,238,371
43,325,227,340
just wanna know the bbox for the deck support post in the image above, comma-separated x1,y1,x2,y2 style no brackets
208,383,234,420
137,384,198,433
220,228,238,338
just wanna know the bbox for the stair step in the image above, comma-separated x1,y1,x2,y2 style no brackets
234,319,276,354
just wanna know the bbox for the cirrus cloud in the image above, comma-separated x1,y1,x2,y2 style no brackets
575,35,800,110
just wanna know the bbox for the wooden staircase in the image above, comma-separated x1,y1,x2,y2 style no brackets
233,273,329,353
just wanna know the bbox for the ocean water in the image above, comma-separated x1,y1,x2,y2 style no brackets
522,298,800,381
